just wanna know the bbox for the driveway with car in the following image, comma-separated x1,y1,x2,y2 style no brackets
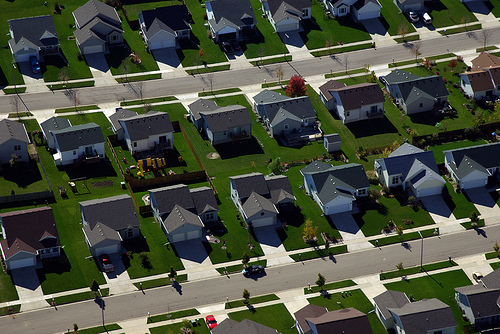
465,187,500,218
102,253,137,294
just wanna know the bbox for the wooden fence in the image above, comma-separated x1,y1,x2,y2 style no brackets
126,170,207,189
0,190,54,205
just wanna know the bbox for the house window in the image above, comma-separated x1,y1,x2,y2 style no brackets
302,8,309,17
284,124,289,130
112,35,118,41
419,103,423,108
14,145,21,151
462,80,466,86
432,331,443,334
358,188,366,196
339,7,347,14
159,136,167,144
223,131,227,136
205,212,215,221
391,176,399,185
370,105,378,114
133,142,137,147
127,229,134,238
345,111,350,117
73,150,77,155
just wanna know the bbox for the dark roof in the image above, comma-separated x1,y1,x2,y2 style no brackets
487,66,500,87
294,304,327,333
80,194,140,231
463,71,495,92
318,80,346,101
188,99,220,122
0,119,30,146
40,117,72,137
163,204,204,233
190,186,219,214
398,76,449,104
242,191,278,217
139,5,191,39
373,290,409,319
266,175,295,204
457,286,500,319
266,0,311,23
8,15,58,53
389,298,457,334
108,109,137,132
212,318,279,334
207,0,255,32
332,83,385,111
82,222,122,246
51,123,104,151
255,91,316,124
482,268,500,289
300,160,334,174
445,142,500,179
471,52,500,71
253,89,290,104
301,307,373,334
324,133,341,144
149,184,195,215
201,106,252,133
380,144,440,181
73,0,121,29
119,111,174,141
383,69,419,84
0,207,60,260
230,172,270,199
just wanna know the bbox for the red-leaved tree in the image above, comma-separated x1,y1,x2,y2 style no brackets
285,74,307,97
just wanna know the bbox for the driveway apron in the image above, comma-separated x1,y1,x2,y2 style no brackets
103,254,137,294
152,48,182,72
329,213,373,251
253,226,293,266
465,187,500,218
174,239,219,280
11,267,49,311
85,53,111,78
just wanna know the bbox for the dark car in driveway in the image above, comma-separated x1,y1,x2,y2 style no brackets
242,265,264,276
230,40,241,51
99,254,114,272
221,41,233,54
29,56,41,74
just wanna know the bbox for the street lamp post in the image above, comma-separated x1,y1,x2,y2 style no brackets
418,231,423,269
12,63,17,94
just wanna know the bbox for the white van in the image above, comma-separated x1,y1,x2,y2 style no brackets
422,12,432,25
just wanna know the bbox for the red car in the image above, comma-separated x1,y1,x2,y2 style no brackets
205,315,218,329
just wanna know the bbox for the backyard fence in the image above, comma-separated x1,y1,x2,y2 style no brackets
126,170,207,189
0,190,54,205
412,121,500,147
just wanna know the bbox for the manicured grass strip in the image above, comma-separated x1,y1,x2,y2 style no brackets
48,289,109,306
55,105,100,113
120,96,177,106
250,56,292,66
48,81,95,90
225,294,279,309
261,81,283,88
3,87,26,94
461,219,485,230
148,308,200,324
476,46,498,52
394,35,420,43
0,305,20,316
311,43,373,57
289,245,348,261
70,324,121,334
485,251,500,260
115,73,161,83
198,88,241,97
325,68,366,78
133,274,188,290
216,260,266,275
8,112,33,118
186,65,230,75
304,279,356,294
427,53,456,61
380,260,457,280
389,58,424,68
440,24,482,35
370,228,439,247
491,262,500,270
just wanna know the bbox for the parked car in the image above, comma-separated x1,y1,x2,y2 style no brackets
408,11,419,23
422,12,432,24
205,315,218,329
231,40,241,51
472,272,483,282
29,56,41,74
99,254,115,272
221,41,233,54
242,264,264,276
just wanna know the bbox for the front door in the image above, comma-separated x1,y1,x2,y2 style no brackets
85,146,93,155
159,136,167,143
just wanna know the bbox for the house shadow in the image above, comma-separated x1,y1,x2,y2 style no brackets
172,239,211,264
2,160,43,189
407,110,451,126
299,18,322,46
214,137,264,159
465,0,492,15
345,117,398,138
36,250,72,286
62,158,118,180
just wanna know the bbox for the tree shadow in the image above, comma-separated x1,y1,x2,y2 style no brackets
172,281,182,295
345,117,398,138
1,160,43,189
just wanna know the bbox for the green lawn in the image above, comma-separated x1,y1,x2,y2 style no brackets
0,159,51,196
148,308,200,324
70,324,121,334
300,3,371,50
429,139,487,164
442,180,477,219
486,0,500,17
380,260,457,280
150,320,210,334
308,289,387,333
426,0,478,28
371,227,438,246
384,270,473,333
0,271,18,303
226,293,279,309
290,245,347,261
229,304,296,334
305,279,356,294
378,0,416,36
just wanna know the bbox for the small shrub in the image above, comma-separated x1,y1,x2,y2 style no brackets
77,52,84,61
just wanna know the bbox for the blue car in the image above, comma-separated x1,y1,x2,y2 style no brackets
29,56,41,74
242,265,264,276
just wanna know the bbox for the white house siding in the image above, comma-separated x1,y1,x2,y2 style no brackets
165,222,202,243
313,192,352,214
320,92,335,110
148,31,176,50
460,170,488,189
6,251,36,270
405,96,435,115
13,47,38,62
0,138,29,164
354,3,381,20
275,18,300,32
246,210,276,227
271,118,302,136
412,179,444,197
57,142,105,166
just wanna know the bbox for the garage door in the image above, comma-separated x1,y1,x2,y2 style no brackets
94,244,121,257
15,53,37,63
462,179,486,189
149,40,175,50
251,216,275,228
9,257,36,270
187,230,200,240
357,10,380,20
278,22,298,32
325,203,351,215
171,233,185,243
417,187,442,198
83,45,104,54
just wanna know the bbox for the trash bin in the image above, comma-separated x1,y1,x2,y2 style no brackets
120,182,126,189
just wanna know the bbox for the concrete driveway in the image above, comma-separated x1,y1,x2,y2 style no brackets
103,254,137,294
253,226,293,266
279,31,307,54
420,195,455,224
152,48,182,71
174,239,219,280
329,213,373,251
362,18,395,47
18,61,43,85
11,267,49,311
465,187,500,218
85,53,111,77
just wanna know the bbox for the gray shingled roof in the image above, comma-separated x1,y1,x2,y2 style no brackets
444,142,500,179
201,105,252,133
163,204,204,233
324,133,341,144
300,160,334,174
51,123,104,152
230,173,270,199
80,194,140,231
266,0,311,23
190,186,219,214
242,191,278,218
188,99,220,122
82,222,121,246
73,0,121,29
8,15,58,53
207,0,255,33
389,298,457,334
481,268,500,289
108,109,137,133
119,111,174,142
456,286,500,319
318,80,346,101
149,184,195,215
139,5,191,40
383,69,420,84
266,175,295,204
0,119,30,146
373,290,409,319
306,308,373,334
253,89,290,104
384,70,449,104
212,318,278,334
333,83,384,111
40,117,72,137
255,91,316,124
353,0,381,10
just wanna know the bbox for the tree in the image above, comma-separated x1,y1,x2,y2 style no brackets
181,319,192,330
303,220,318,242
242,289,250,303
285,74,307,97
207,73,215,93
448,59,457,69
479,29,493,51
275,65,284,85
74,323,79,332
169,266,177,281
58,68,69,87
397,21,409,41
258,46,265,66
396,262,404,271
325,36,334,56
423,58,432,69
316,273,325,291
396,225,404,240
139,252,152,269
368,188,382,202
90,279,100,296
121,59,129,82
409,41,422,63
268,157,284,175
131,80,145,103
494,241,500,256
9,95,20,120
461,14,470,30
64,87,80,112
469,211,479,224
242,252,250,266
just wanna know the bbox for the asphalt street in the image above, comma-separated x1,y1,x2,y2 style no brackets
1,224,498,334
1,27,500,113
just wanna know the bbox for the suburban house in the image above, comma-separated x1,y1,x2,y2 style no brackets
0,119,30,164
188,99,252,145
230,172,295,227
261,0,312,32
138,5,192,50
149,184,219,243
444,142,500,190
51,123,105,166
205,0,256,42
319,80,385,123
386,298,457,334
300,161,370,215
374,143,445,197
8,15,59,63
460,66,500,100
393,0,424,12
253,90,320,145
213,318,279,334
324,133,341,153
471,52,500,71
72,0,123,55
323,0,382,21
108,108,137,141
80,195,141,257
381,69,449,115
118,111,174,156
294,304,373,334
40,117,72,150
0,207,61,270
374,290,411,330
